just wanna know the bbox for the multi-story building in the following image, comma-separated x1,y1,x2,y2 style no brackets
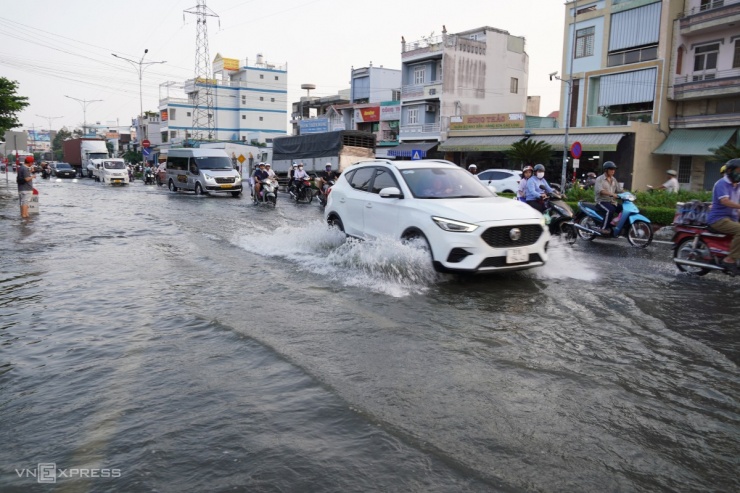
393,25,530,159
655,0,740,190
158,53,288,147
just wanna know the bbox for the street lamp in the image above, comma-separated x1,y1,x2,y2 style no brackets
112,49,166,165
65,96,102,136
36,114,63,160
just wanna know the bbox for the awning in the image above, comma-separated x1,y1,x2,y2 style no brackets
387,142,437,158
528,133,625,152
438,135,524,152
653,128,737,156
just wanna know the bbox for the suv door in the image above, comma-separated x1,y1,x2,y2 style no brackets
363,166,401,239
341,166,376,236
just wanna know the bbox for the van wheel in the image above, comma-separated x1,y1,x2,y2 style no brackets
168,180,178,192
195,183,204,195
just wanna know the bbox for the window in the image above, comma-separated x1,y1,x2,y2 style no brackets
260,97,264,101
678,156,692,184
275,76,279,81
575,26,595,58
371,168,398,194
170,108,176,120
161,131,168,143
408,108,419,125
242,95,246,104
242,115,246,120
510,77,518,94
271,98,275,102
734,40,740,69
717,98,740,114
186,111,191,117
348,167,374,191
414,66,425,85
700,0,724,11
259,117,263,121
241,136,246,141
392,89,401,101
694,43,719,72
170,131,177,138
260,74,264,79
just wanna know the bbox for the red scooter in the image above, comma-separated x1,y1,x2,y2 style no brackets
673,223,736,277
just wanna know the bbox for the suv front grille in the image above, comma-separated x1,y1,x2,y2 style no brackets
481,225,542,248
215,177,235,184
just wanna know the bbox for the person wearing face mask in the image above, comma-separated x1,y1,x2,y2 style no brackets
524,164,553,212
706,159,740,275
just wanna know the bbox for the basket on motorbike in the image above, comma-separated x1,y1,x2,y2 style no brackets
673,200,711,226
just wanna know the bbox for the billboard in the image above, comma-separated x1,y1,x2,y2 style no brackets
355,107,380,123
380,102,401,121
28,130,51,142
449,113,526,130
299,118,329,134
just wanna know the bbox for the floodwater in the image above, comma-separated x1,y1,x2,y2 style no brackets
0,177,738,493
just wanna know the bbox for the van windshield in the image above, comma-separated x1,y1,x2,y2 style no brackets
194,156,233,170
103,161,126,169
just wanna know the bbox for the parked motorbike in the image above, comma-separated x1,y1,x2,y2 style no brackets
290,176,314,204
254,178,278,206
540,187,576,244
672,221,737,277
143,169,155,185
573,191,653,248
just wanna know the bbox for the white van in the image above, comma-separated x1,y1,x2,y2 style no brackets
92,158,130,185
165,148,242,197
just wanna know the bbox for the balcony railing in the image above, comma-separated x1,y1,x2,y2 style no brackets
587,110,653,126
674,67,740,85
682,0,739,17
401,80,443,99
670,112,740,128
399,123,441,138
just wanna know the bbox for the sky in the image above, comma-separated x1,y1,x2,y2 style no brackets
0,0,568,135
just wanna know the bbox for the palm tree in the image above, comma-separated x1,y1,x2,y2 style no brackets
506,139,553,168
709,143,740,163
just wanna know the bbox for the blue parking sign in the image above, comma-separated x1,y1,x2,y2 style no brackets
411,150,422,160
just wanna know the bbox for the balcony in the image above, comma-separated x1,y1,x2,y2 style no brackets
401,81,443,102
670,112,740,129
586,110,653,127
399,123,441,141
679,0,740,35
672,68,740,100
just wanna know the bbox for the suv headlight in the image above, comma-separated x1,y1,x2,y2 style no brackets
204,173,214,181
432,216,479,232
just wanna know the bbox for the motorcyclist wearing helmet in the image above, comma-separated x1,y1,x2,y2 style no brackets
467,164,478,175
252,162,269,204
264,163,276,180
287,162,298,191
594,161,624,232
524,164,554,212
292,163,311,197
518,165,533,202
318,163,338,201
706,159,740,275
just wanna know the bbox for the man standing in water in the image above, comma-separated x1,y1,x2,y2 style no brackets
17,155,35,219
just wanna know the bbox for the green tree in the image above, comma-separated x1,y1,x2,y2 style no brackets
52,127,72,151
123,149,142,165
0,78,29,135
709,143,740,163
505,139,553,167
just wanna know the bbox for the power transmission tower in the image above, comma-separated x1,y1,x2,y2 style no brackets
184,0,219,141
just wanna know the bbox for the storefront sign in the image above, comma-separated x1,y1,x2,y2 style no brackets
380,103,401,121
449,113,526,130
355,107,380,123
299,118,329,134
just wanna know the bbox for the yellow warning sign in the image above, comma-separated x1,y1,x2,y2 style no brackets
237,154,246,164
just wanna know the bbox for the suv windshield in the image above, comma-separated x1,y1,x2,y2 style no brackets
194,156,233,170
103,161,126,169
401,167,494,199
56,163,72,169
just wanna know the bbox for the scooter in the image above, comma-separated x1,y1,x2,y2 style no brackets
155,169,166,187
143,169,155,185
290,176,314,204
317,179,335,207
672,223,737,277
253,178,278,206
540,187,577,245
573,191,653,248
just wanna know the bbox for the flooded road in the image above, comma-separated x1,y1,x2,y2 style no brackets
1,177,738,492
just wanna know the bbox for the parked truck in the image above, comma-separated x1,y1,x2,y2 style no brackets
62,138,109,177
271,130,376,176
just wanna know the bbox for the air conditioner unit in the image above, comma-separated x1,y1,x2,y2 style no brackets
425,104,435,112
429,88,437,95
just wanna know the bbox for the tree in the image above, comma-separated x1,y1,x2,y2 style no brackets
709,143,740,163
123,149,142,165
506,139,553,167
0,78,29,135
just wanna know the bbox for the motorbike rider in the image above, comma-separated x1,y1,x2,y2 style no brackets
706,159,740,275
648,169,679,193
467,164,478,175
264,163,276,180
518,165,533,202
584,172,597,189
525,164,554,212
252,162,269,204
292,163,311,197
287,163,298,192
594,161,624,232
318,163,338,201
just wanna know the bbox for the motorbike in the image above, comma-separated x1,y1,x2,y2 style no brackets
290,176,314,204
539,187,577,244
317,179,335,206
143,169,155,185
155,169,166,187
672,203,737,277
573,191,653,248
41,166,51,179
254,178,278,206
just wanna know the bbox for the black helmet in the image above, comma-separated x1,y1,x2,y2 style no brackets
603,161,617,170
725,158,740,183
533,164,545,172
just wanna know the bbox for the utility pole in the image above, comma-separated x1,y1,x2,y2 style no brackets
112,49,166,164
65,96,102,136
184,0,220,141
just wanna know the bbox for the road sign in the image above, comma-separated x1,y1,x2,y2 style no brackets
142,139,151,148
142,147,152,157
573,158,580,169
570,141,582,159
411,150,422,161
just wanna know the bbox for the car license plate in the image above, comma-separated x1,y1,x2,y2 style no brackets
506,247,528,264
220,184,232,188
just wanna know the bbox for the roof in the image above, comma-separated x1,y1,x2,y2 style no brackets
387,142,438,158
528,133,625,152
653,128,737,156
438,136,525,152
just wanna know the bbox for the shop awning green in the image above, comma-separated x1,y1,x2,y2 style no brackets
438,136,525,152
528,133,625,152
653,128,737,156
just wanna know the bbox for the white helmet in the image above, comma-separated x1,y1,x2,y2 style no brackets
292,163,299,168
468,164,477,170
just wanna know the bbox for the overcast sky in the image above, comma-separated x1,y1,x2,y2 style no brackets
1,0,567,134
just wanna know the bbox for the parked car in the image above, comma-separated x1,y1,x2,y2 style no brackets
324,159,549,274
476,169,522,193
51,162,77,178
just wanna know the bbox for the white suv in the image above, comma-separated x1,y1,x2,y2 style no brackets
324,159,549,273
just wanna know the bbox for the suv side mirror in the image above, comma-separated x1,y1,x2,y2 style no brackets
379,187,403,199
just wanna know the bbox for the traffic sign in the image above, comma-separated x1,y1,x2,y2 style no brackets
142,139,151,148
570,141,582,159
411,150,422,161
